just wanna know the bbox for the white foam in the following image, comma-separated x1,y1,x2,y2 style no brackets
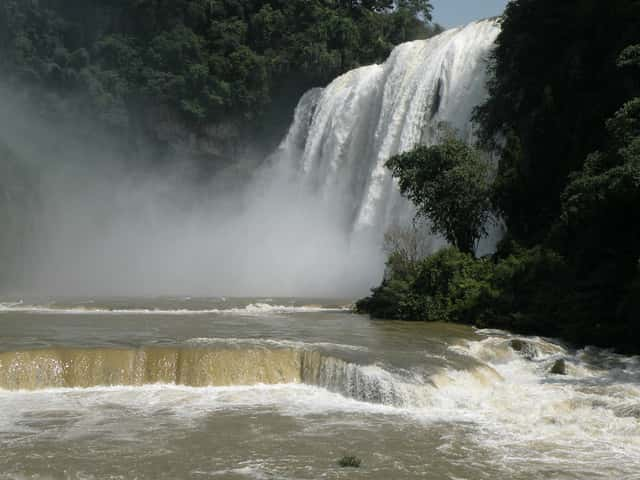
0,302,350,315
184,337,367,352
201,465,269,479
442,335,640,474
0,383,404,427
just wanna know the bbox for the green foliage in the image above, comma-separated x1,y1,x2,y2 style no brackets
356,250,420,320
475,0,640,244
357,247,493,323
480,87,640,352
617,44,640,69
358,241,616,347
0,0,439,129
453,0,640,353
546,93,640,349
412,248,494,323
480,243,572,334
386,135,492,254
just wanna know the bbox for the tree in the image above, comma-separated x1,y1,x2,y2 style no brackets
0,0,437,131
554,91,640,334
474,0,640,245
382,222,434,266
539,43,640,350
386,136,492,255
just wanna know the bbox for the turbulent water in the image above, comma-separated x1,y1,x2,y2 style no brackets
272,19,499,238
0,297,639,479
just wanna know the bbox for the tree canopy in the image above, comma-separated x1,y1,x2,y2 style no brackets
386,135,492,255
475,0,640,244
0,0,440,134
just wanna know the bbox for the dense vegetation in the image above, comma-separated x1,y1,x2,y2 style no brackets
475,0,640,242
0,0,439,145
359,0,640,353
386,135,492,255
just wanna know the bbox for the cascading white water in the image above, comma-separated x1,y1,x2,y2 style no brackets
273,19,500,239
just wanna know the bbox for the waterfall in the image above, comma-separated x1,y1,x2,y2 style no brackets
271,19,500,241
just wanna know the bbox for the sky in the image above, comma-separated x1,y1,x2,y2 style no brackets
431,0,510,27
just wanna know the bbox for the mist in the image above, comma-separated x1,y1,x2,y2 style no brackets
0,84,385,298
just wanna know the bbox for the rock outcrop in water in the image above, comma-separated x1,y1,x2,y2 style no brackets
549,359,567,375
509,340,539,360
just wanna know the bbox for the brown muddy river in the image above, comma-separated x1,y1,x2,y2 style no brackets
0,297,638,479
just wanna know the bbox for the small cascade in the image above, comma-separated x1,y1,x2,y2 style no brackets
0,346,422,400
0,345,506,410
301,352,435,407
0,347,305,390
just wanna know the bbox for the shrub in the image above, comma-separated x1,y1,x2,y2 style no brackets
478,244,572,334
412,247,493,323
357,247,493,323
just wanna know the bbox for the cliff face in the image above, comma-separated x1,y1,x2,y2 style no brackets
147,105,243,164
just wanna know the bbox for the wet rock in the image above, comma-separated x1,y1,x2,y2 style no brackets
615,404,640,419
338,456,362,468
549,359,567,375
509,339,538,360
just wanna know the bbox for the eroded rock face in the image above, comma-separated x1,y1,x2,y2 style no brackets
510,339,539,360
549,359,567,375
615,404,640,419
